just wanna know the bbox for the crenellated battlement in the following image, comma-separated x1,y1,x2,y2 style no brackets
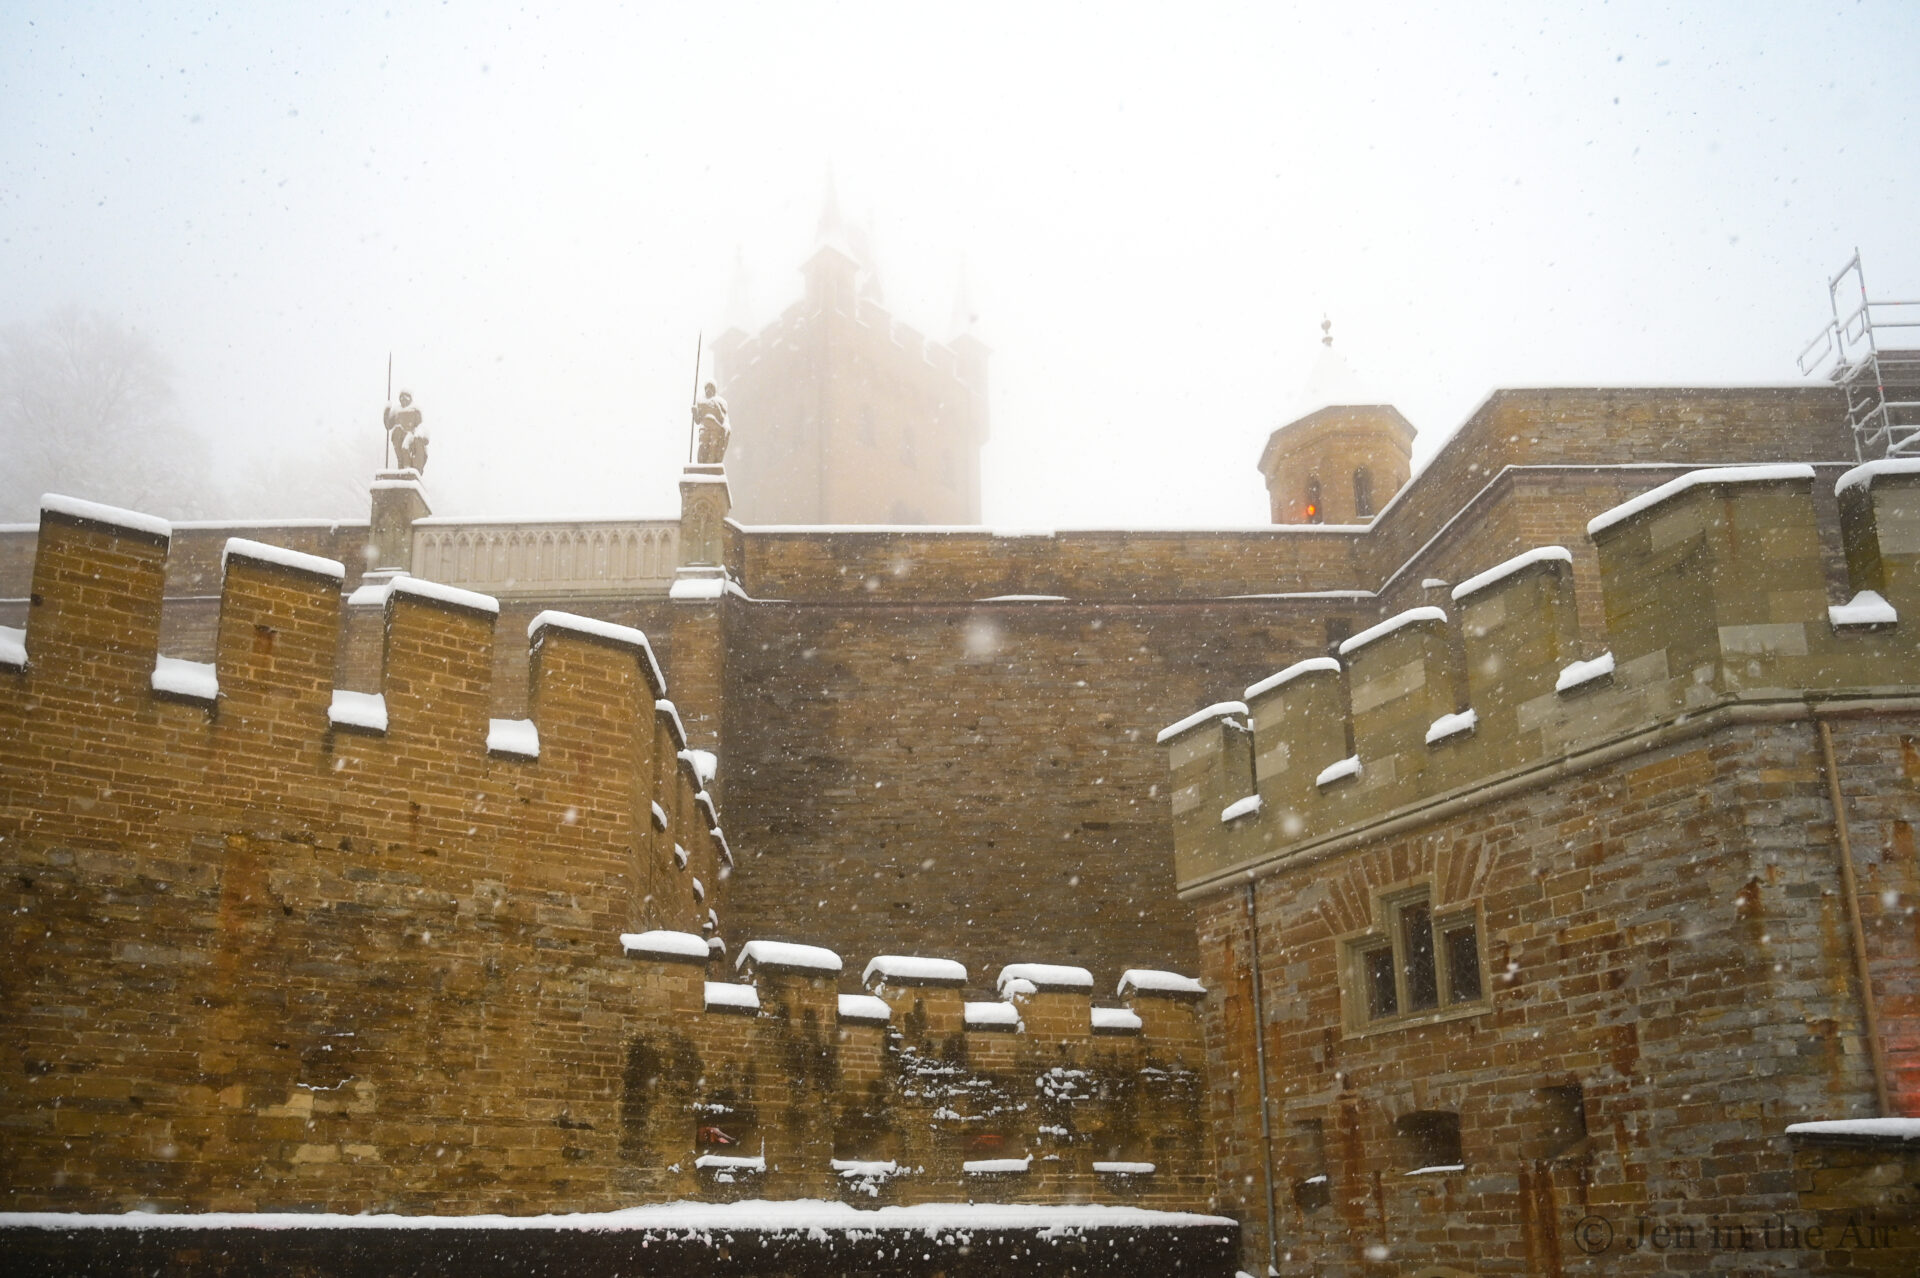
1162,460,1920,894
0,494,726,939
619,932,1208,1206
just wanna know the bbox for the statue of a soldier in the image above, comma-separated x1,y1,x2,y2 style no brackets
693,381,730,466
384,389,430,474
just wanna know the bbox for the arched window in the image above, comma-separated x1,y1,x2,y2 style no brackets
1354,467,1374,519
1304,476,1323,524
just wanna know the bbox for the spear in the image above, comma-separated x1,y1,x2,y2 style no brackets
687,332,703,463
384,352,393,469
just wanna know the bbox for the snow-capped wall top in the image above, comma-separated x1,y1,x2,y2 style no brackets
837,994,892,1023
1586,464,1815,537
1449,546,1571,603
1117,969,1207,998
680,749,718,785
620,930,711,961
527,611,666,695
1835,456,1920,497
222,538,346,582
1156,701,1248,745
1338,606,1447,657
40,493,171,540
997,963,1094,995
736,940,843,975
862,955,968,987
388,575,500,617
1244,657,1340,701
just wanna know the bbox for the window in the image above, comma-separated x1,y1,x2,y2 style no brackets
1394,1110,1462,1172
1537,1084,1588,1158
1344,886,1484,1028
1304,475,1323,523
1354,466,1374,518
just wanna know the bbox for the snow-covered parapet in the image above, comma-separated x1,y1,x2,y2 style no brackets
736,939,843,977
528,610,665,696
836,994,891,1024
621,930,711,963
328,690,388,734
1090,1007,1142,1034
704,981,760,1014
486,718,539,759
40,493,172,541
1117,970,1206,1000
0,625,25,672
964,1001,1023,1030
222,537,346,583
1162,461,1920,897
1155,700,1247,745
862,955,968,989
997,963,1093,996
152,656,217,705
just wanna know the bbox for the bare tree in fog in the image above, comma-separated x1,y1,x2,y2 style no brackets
0,308,215,521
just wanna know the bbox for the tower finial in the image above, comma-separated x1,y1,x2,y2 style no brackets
1321,315,1333,347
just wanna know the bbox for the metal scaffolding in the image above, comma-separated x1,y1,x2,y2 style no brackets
1798,252,1920,460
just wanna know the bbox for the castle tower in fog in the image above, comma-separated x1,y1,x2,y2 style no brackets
711,179,989,525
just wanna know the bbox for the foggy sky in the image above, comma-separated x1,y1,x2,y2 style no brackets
4,1,1917,527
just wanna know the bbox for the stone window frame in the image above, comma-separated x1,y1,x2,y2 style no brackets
1338,881,1488,1035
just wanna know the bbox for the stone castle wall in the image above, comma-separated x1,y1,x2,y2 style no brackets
1163,459,1920,1273
0,500,1211,1217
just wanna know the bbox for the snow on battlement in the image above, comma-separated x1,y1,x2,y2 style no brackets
2,495,732,942
1162,462,1920,894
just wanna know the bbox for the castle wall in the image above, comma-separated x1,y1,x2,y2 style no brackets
1163,459,1920,1273
0,501,1212,1218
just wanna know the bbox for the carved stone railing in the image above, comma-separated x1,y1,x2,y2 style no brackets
411,519,679,597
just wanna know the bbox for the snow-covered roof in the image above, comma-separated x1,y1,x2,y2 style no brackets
528,611,665,694
1117,969,1207,998
40,493,171,540
837,994,892,1023
1244,657,1340,701
620,930,711,962
222,538,345,582
1449,546,1571,603
1338,606,1446,657
389,575,499,617
862,955,968,987
996,963,1093,995
1156,701,1248,745
736,940,843,975
1586,464,1816,537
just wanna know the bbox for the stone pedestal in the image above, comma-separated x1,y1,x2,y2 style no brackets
366,469,429,579
676,465,731,573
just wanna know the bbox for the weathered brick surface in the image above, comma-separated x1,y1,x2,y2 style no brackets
1193,716,1916,1275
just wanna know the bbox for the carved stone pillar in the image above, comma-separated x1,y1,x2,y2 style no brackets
366,469,429,579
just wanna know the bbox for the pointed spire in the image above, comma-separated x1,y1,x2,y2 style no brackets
724,245,753,335
815,165,850,255
1297,315,1375,415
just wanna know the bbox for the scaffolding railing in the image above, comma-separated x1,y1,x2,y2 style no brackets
1799,252,1920,460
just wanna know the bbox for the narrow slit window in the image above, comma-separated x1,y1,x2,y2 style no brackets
1364,945,1398,1018
1443,921,1482,1003
1400,900,1439,1011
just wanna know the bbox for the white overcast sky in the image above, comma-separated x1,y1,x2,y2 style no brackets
4,1,1917,525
